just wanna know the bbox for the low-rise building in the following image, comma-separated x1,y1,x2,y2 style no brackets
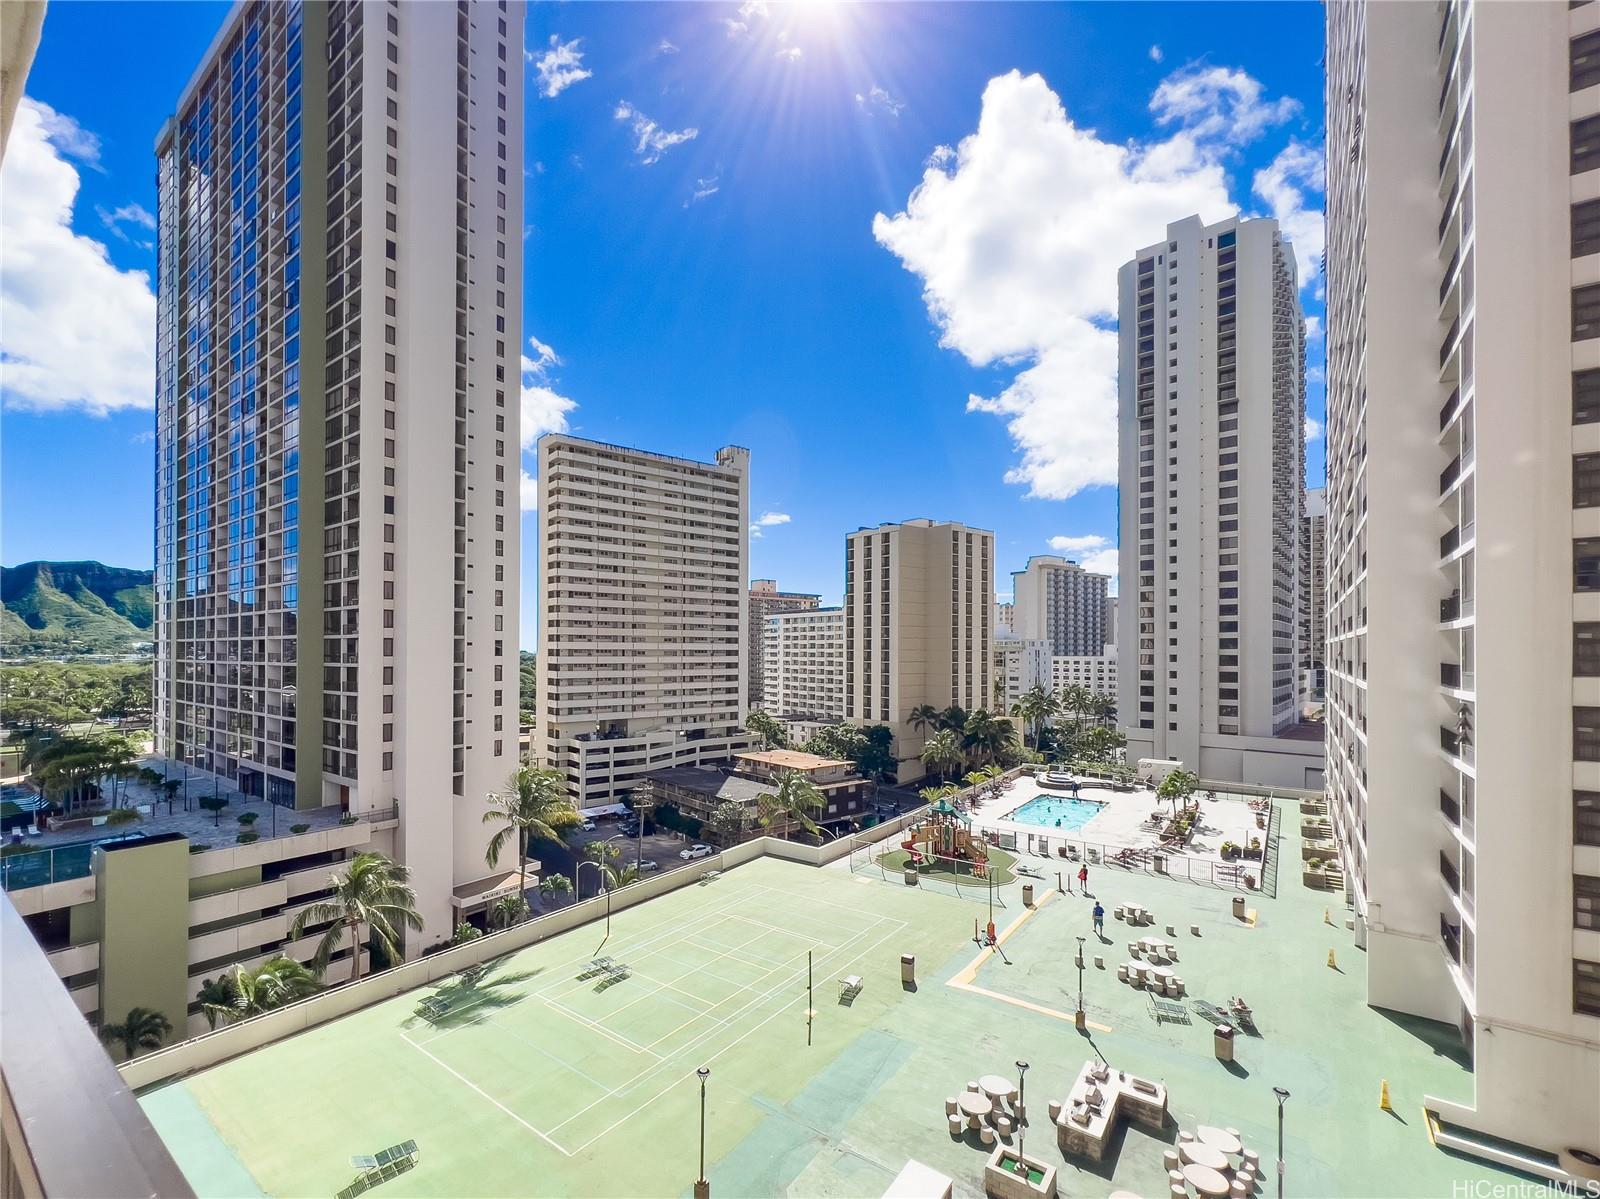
641,749,871,842
995,636,1050,715
1051,652,1118,700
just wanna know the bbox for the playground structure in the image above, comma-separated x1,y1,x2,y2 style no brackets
902,798,992,878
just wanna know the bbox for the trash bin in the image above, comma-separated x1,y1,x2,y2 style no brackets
1232,894,1246,920
1022,883,1035,906
904,866,919,886
1214,1023,1235,1062
901,953,916,985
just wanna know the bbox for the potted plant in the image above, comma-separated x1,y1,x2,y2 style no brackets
983,1145,1057,1199
290,823,310,834
238,811,259,827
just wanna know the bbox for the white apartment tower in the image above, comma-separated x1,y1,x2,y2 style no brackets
994,636,1050,716
747,580,820,715
1010,555,1108,656
844,520,993,783
1117,214,1319,787
1324,0,1599,1172
762,607,844,722
537,436,752,807
153,0,523,946
1300,486,1327,703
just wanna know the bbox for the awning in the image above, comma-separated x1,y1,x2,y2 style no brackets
579,803,630,818
451,865,538,910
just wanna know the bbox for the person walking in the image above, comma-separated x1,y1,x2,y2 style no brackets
1078,864,1089,893
1092,901,1105,937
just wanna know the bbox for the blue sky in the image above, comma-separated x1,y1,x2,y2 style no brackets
0,1,1326,650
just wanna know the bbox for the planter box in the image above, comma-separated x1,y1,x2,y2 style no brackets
1302,869,1330,890
983,1147,1057,1199
1302,841,1337,862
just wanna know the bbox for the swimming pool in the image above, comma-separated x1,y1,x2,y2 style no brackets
1006,794,1106,833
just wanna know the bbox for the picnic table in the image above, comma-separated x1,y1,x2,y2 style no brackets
978,1074,1017,1104
1181,1163,1230,1197
1179,1142,1229,1171
956,1091,993,1120
1197,1125,1242,1154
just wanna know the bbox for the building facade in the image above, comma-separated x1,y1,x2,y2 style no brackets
994,636,1050,716
761,606,844,722
152,0,523,946
1050,653,1117,702
642,750,870,844
1010,555,1109,656
995,600,1015,635
747,580,820,716
537,436,752,808
843,520,993,783
1324,0,1599,1169
1300,486,1327,704
1116,214,1321,788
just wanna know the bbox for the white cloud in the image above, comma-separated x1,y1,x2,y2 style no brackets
1150,64,1299,146
0,99,156,416
1149,45,1164,63
95,201,156,244
774,45,802,62
520,469,539,512
1048,534,1111,556
723,0,769,37
925,144,954,168
614,101,698,164
531,35,593,99
684,176,720,207
856,84,905,119
1303,314,1322,341
520,335,576,449
1305,416,1322,442
656,38,680,55
749,511,791,538
1252,139,1325,290
1077,547,1120,581
875,69,1252,499
525,334,561,375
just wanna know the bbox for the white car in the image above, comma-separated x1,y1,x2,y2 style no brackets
579,818,597,832
679,843,714,860
637,859,661,873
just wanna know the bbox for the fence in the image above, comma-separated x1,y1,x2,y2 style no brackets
986,826,1265,894
0,841,93,891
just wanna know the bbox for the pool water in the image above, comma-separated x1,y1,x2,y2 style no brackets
1007,795,1106,833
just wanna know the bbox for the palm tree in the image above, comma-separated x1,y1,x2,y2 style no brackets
229,957,319,1018
907,704,940,738
961,709,997,766
483,764,578,900
538,872,572,908
937,705,968,734
196,975,239,1031
488,893,530,930
920,729,963,782
1011,684,1054,750
288,852,424,983
100,1007,172,1060
757,769,827,840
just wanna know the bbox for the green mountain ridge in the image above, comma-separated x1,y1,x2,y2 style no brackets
1,561,155,657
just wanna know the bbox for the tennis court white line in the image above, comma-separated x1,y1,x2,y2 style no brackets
565,916,910,1154
565,923,778,1027
472,1013,625,1098
717,910,856,952
539,992,665,1059
401,1030,574,1157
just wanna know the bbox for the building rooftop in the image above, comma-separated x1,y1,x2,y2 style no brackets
131,814,1526,1199
735,749,854,772
645,765,770,804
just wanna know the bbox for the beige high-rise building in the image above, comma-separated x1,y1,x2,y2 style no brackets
537,436,752,808
748,580,820,715
153,0,524,947
1300,486,1327,704
1011,555,1109,655
761,607,844,722
1116,214,1322,788
843,519,993,782
1324,0,1599,1174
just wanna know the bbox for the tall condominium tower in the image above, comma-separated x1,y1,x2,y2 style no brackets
1300,486,1327,703
537,436,751,807
153,0,523,944
843,519,993,782
1325,0,1598,1170
1116,214,1321,787
747,580,820,715
1010,555,1109,656
762,607,844,722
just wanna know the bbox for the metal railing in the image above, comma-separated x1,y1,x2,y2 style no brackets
0,843,93,893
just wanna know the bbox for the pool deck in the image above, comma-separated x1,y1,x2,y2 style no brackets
971,779,1265,869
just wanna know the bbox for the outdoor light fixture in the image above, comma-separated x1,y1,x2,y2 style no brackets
695,1067,711,1199
1015,1060,1029,1167
1273,1086,1290,1199
1075,935,1087,1029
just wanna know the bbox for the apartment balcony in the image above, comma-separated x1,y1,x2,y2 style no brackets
1439,522,1472,561
1439,851,1461,898
1440,725,1474,767
1440,912,1462,966
1439,662,1461,689
1439,788,1461,829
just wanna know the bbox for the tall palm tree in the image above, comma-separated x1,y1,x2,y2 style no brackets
919,729,963,782
538,872,572,908
229,957,320,1018
937,705,968,734
1011,684,1054,749
100,1007,172,1060
961,709,998,766
757,769,827,840
195,975,239,1031
288,852,424,983
907,704,940,738
488,893,530,930
483,764,578,899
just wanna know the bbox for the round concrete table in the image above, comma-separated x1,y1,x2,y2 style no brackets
1197,1125,1243,1155
978,1075,1018,1104
1179,1142,1229,1171
1182,1162,1231,1197
957,1091,994,1120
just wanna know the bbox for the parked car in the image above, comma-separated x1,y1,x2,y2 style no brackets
579,818,597,832
680,843,713,860
637,858,661,873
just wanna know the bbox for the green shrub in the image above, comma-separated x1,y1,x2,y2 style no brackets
189,844,208,854
237,831,260,845
290,823,310,834
338,814,357,826
237,811,259,826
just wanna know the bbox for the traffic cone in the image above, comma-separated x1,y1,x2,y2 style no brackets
1379,1079,1393,1112
1323,908,1332,924
1327,947,1337,969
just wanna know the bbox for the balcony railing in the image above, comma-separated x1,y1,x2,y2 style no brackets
1440,662,1461,688
1439,851,1461,896
1438,388,1460,431
1440,526,1461,558
0,843,93,893
1440,913,1462,964
1439,454,1461,495
1439,317,1460,368
1439,788,1461,827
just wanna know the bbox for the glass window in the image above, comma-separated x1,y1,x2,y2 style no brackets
1573,115,1600,174
1579,791,1600,847
1577,538,1600,590
1574,29,1600,91
1577,959,1600,1017
1578,454,1600,508
1576,707,1600,761
1576,285,1600,340
1576,370,1600,424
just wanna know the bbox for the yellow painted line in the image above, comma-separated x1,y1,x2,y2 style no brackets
951,979,1114,1033
1423,1107,1440,1148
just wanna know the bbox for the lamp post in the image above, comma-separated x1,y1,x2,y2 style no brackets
694,1066,711,1199
1075,935,1087,1029
1273,1086,1290,1199
1014,1059,1029,1167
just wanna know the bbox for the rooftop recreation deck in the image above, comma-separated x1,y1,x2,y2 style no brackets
136,808,1526,1198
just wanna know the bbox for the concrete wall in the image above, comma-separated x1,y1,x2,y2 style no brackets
95,838,190,1053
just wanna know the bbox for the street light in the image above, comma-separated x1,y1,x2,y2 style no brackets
574,859,612,937
1273,1086,1290,1199
1075,935,1087,1029
1014,1059,1029,1167
694,1066,711,1199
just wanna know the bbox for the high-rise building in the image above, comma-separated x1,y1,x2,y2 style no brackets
1010,555,1108,656
1325,0,1599,1169
1116,214,1322,787
1051,653,1117,703
843,519,993,782
995,600,1015,634
762,606,844,722
153,0,523,945
1300,486,1327,703
1102,594,1118,652
747,580,820,714
537,436,752,807
994,635,1049,716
